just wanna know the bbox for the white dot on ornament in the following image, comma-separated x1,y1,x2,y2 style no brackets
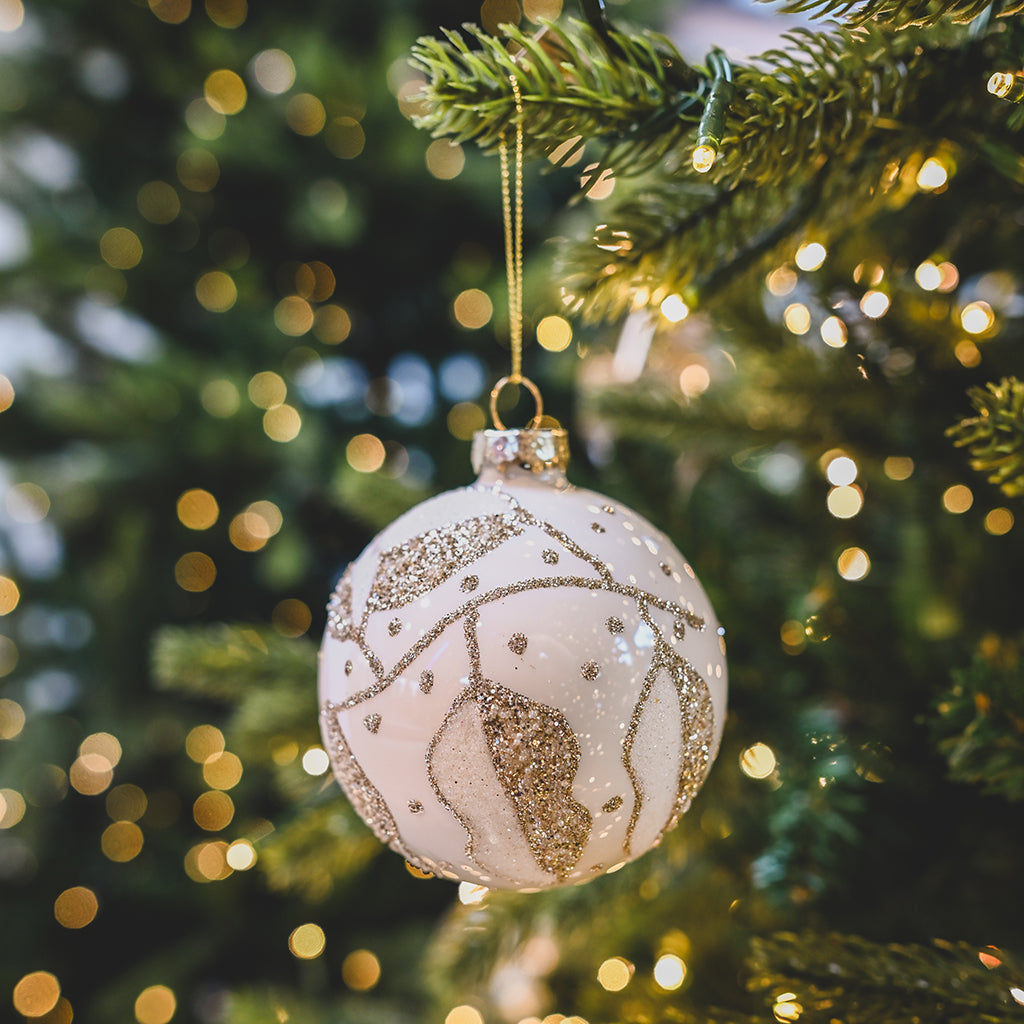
458,882,488,905
1010,987,1024,1006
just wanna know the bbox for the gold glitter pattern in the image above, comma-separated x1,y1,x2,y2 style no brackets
366,513,523,615
344,659,353,676
321,478,719,886
460,575,479,593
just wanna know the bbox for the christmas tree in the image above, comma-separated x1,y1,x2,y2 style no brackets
1,1,1022,1022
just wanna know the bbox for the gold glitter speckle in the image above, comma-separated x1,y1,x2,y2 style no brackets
508,633,528,655
409,800,423,813
591,522,606,534
388,618,402,637
364,714,382,734
659,562,672,576
602,505,616,514
602,795,623,813
542,549,559,565
460,575,479,593
419,670,434,694
344,660,353,676
581,661,600,681
606,617,624,634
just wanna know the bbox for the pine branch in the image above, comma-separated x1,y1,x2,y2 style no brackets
746,932,1024,1022
946,377,1024,498
930,637,1024,800
409,20,706,176
765,0,1024,27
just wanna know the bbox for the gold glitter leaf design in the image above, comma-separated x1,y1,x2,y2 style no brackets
366,513,523,613
475,682,592,879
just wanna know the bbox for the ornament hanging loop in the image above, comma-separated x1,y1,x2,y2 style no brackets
489,374,543,430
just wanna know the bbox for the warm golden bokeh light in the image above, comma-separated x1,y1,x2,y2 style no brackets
819,315,847,348
447,402,486,441
204,69,247,115
107,783,148,822
314,304,352,344
740,742,777,779
0,575,19,615
837,546,871,581
263,405,302,442
860,290,891,318
201,379,240,417
149,0,191,25
660,294,689,322
783,303,811,335
942,484,973,514
779,619,806,655
954,339,982,368
176,488,219,530
523,0,561,19
101,821,144,862
766,265,797,296
0,787,27,827
0,0,25,32
285,93,326,135
135,984,177,1024
346,433,386,473
960,300,995,336
0,696,25,738
794,241,826,271
289,923,326,960
13,971,61,1017
984,507,1014,536
0,635,19,678
452,288,493,329
176,148,220,192
342,948,382,990
226,838,257,870
137,180,181,224
193,790,235,831
195,270,237,312
174,552,216,592
325,116,366,159
827,485,863,519
597,957,633,991
247,371,286,409
444,1005,484,1024
773,994,804,1022
100,227,143,269
916,157,948,191
272,598,312,637
54,886,99,929
679,364,711,399
186,724,225,763
0,374,13,412
883,456,914,481
426,138,465,180
69,754,114,796
274,295,315,336
536,314,572,352
206,0,246,28
202,751,243,790
915,260,941,291
6,482,49,522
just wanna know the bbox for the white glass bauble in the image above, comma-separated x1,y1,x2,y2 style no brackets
318,428,727,891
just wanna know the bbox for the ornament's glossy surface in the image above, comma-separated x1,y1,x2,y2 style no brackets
319,429,727,890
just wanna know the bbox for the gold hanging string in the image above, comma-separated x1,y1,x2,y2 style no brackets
491,74,544,431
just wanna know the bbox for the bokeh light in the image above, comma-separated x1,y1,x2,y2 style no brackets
135,984,177,1024
0,575,20,615
766,265,797,296
186,724,225,763
794,241,826,271
314,304,352,344
0,697,25,737
860,290,890,318
202,751,242,790
660,294,689,322
274,295,315,336
444,1006,483,1024
679,364,710,398
916,157,948,190
174,552,217,592
447,402,486,440
452,289,493,329
100,226,143,269
206,0,246,28
13,972,60,1017
347,433,386,473
942,484,973,514
252,49,295,94
0,374,13,412
204,69,247,114
837,546,871,581
325,116,365,159
107,783,148,822
343,949,382,991
137,181,181,224
272,598,312,637
193,790,234,831
426,138,465,179
101,821,144,861
827,485,863,519
177,148,220,192
826,456,858,486
960,301,995,335
883,456,914,480
201,379,240,417
819,316,847,348
302,747,329,776
54,886,99,929
984,507,1014,535
195,270,237,312
177,489,219,530
915,260,941,291
149,0,190,25
226,839,257,870
286,93,326,135
536,315,572,352
6,482,49,522
783,303,811,335
740,742,776,779
289,923,326,959
263,405,302,442
653,954,687,991
597,957,633,991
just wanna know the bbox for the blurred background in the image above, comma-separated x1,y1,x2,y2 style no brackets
1,0,1023,1022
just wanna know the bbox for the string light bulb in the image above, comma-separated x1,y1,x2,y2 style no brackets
692,49,733,174
988,71,1024,103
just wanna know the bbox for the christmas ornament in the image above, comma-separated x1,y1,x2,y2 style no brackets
317,74,727,890
318,421,727,890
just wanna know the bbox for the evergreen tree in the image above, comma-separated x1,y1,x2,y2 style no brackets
1,1,1022,1023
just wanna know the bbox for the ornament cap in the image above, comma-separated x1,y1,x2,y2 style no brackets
471,428,570,485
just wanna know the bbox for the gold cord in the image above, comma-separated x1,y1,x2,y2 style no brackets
499,75,524,384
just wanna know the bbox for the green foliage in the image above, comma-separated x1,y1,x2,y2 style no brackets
947,377,1024,498
767,0,1024,26
931,637,1024,800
